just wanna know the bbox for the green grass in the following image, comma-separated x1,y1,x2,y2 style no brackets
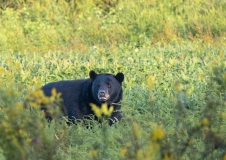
0,0,226,159
0,0,225,53
0,42,226,159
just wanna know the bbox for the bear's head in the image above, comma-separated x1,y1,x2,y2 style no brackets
89,70,124,105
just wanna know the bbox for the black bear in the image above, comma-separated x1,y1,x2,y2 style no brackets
41,70,124,125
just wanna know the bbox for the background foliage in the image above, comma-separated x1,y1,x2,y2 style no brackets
0,0,225,53
0,0,226,160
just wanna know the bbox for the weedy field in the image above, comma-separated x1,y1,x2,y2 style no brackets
0,0,226,160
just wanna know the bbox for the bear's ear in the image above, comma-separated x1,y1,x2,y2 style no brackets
115,73,124,83
89,70,97,80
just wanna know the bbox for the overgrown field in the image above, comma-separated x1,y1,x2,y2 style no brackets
0,0,226,160
0,0,225,53
1,43,226,160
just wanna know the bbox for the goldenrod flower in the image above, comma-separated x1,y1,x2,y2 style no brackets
185,86,194,96
203,118,210,126
26,138,32,143
1,121,8,127
30,102,38,108
29,90,44,98
51,88,57,96
163,153,174,160
148,75,154,89
42,97,49,104
152,125,164,141
15,103,23,111
221,112,226,118
102,103,113,117
89,103,102,118
36,90,44,97
49,96,55,102
89,150,98,157
108,106,114,115
102,103,108,116
89,103,114,120
36,98,43,104
0,67,10,75
49,88,61,102
223,154,226,160
120,148,127,157
19,129,27,137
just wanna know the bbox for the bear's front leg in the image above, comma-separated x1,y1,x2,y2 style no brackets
109,111,123,125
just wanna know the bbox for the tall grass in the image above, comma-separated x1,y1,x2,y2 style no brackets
0,43,225,159
0,0,226,159
0,0,225,53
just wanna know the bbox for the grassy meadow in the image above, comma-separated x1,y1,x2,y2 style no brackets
0,0,226,160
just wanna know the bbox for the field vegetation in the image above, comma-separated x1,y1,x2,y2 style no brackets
0,0,226,160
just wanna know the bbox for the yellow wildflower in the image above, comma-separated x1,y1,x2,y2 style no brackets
51,88,57,96
223,154,226,160
0,67,10,76
19,129,27,137
51,88,61,98
203,118,210,126
102,103,108,116
185,86,194,96
16,103,23,111
89,150,98,157
1,121,8,127
29,90,44,98
42,97,50,104
108,106,114,115
152,125,164,141
36,98,43,104
30,102,38,108
102,103,114,117
49,88,61,101
221,112,226,118
26,138,32,143
148,75,154,89
163,153,174,160
36,90,44,97
49,96,55,102
120,148,127,157
89,103,114,120
89,103,102,118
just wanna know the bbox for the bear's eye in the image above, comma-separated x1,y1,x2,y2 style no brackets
107,84,111,88
97,84,100,87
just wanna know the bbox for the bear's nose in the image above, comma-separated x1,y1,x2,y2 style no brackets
99,90,106,96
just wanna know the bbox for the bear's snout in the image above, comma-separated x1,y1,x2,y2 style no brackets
98,90,110,102
99,90,106,96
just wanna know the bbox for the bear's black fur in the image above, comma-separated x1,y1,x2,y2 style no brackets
41,70,124,125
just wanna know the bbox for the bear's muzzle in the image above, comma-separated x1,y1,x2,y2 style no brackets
98,90,110,102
